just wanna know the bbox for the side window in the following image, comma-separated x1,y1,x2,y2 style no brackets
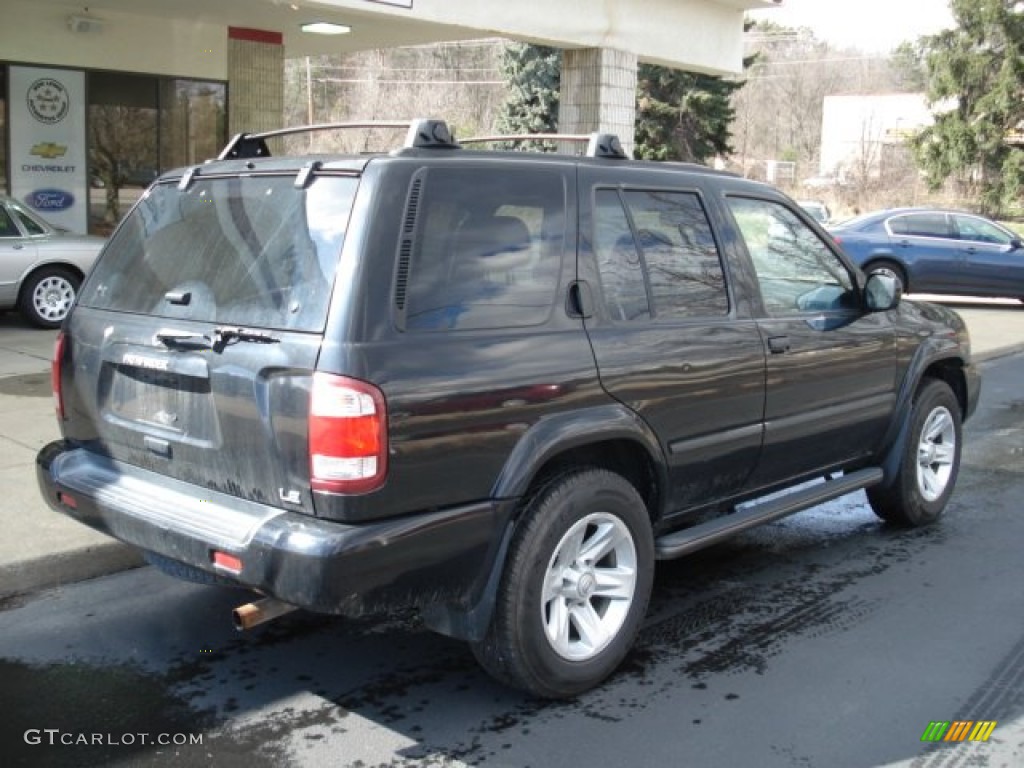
591,187,728,322
895,213,951,238
953,215,1013,245
592,189,651,322
621,190,728,319
10,205,45,236
727,196,856,316
0,207,18,238
403,168,565,331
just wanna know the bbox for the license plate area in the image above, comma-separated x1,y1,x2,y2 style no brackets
105,363,217,444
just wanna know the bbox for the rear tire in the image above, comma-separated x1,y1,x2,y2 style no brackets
865,259,908,293
471,469,654,698
867,379,961,527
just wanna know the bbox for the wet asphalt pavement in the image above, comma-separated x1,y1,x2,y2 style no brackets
1,354,1023,768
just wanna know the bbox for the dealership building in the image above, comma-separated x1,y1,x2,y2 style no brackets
2,0,774,234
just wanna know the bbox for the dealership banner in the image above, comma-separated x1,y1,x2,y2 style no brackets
9,66,88,233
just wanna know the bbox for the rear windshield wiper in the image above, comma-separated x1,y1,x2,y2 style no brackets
213,326,281,349
156,326,280,352
156,329,212,349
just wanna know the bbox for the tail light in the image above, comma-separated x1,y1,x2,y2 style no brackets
309,373,387,494
52,331,66,421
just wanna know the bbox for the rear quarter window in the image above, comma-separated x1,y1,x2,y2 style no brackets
79,175,358,332
401,167,566,332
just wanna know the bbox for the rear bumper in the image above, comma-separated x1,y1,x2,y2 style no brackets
36,441,514,616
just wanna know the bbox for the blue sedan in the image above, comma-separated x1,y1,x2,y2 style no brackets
830,208,1024,303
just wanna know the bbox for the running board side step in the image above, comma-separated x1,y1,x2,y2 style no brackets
654,468,884,560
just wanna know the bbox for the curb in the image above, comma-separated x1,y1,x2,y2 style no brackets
0,541,145,601
975,343,1024,364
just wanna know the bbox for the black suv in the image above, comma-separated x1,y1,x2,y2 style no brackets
37,119,979,698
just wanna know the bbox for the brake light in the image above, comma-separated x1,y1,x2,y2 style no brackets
52,331,66,420
309,373,387,494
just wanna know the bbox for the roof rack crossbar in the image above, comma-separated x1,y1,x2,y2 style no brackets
249,121,416,142
217,119,456,160
459,132,628,159
459,133,594,144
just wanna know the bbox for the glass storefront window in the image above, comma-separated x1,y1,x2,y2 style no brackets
160,79,227,170
86,72,226,236
88,72,159,235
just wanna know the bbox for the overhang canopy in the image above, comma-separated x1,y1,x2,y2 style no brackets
22,0,779,77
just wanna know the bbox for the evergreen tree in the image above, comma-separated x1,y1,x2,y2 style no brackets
890,41,929,93
914,0,1024,215
495,42,561,150
634,66,744,163
496,38,751,163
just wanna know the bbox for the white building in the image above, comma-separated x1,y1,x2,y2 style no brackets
819,93,933,180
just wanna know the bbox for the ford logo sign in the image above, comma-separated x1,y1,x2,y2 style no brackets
25,188,75,211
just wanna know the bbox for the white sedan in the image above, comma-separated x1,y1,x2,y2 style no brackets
0,196,105,328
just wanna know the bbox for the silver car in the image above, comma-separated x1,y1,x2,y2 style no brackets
0,196,105,328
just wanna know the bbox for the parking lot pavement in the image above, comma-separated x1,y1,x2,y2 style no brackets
0,314,144,600
0,297,1022,600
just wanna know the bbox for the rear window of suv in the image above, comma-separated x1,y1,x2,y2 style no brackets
79,174,358,332
402,167,566,332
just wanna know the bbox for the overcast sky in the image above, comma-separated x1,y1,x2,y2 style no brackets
747,0,956,52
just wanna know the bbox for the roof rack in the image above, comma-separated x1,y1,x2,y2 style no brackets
215,119,628,161
216,118,457,160
458,132,629,159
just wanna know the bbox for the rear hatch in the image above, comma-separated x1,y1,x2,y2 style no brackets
63,171,360,515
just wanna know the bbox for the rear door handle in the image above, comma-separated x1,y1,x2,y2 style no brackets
768,336,791,354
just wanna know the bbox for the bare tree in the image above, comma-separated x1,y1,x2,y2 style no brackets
283,41,507,153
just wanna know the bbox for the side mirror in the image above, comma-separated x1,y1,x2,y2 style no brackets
864,272,902,312
1009,238,1022,251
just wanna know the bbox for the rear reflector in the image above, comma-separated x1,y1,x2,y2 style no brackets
52,331,66,420
57,492,77,509
309,373,387,494
212,551,243,574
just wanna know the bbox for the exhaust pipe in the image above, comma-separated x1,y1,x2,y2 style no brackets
232,597,298,630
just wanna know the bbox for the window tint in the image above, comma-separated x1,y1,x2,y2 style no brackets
403,168,564,331
0,208,17,238
728,197,855,316
591,188,728,321
78,175,357,332
10,205,46,236
621,190,728,318
592,189,651,322
953,215,1014,245
890,213,950,238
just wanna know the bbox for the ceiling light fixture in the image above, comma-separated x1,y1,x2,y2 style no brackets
300,22,351,35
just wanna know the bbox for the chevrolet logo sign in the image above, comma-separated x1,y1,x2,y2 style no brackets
30,142,68,160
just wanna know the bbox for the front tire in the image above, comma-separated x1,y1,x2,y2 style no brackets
20,267,80,328
868,379,962,526
471,469,654,698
